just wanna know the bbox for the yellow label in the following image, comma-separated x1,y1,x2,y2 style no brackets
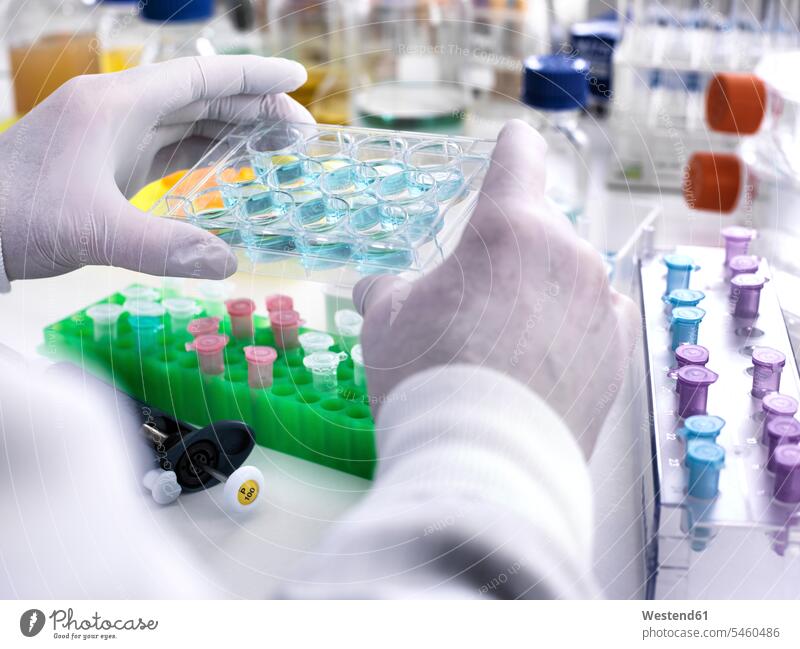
237,480,259,506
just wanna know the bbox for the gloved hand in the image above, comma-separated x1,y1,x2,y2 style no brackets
353,120,640,456
0,56,312,287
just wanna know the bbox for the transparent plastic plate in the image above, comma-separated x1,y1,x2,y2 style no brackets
150,121,495,286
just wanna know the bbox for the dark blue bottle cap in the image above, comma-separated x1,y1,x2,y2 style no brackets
522,54,590,111
142,0,214,22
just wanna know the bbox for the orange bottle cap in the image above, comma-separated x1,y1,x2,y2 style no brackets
683,152,743,213
706,73,768,135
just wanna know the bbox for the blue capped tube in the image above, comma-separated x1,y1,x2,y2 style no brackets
671,306,706,351
663,254,698,295
682,415,725,443
686,440,725,499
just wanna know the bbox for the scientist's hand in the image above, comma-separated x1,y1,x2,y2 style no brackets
0,55,311,283
353,120,640,456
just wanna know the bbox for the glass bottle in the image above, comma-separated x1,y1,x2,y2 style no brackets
139,0,217,64
521,54,591,228
8,0,100,115
344,0,473,133
96,0,149,72
268,0,351,124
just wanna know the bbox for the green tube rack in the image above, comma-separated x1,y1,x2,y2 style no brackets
40,289,376,479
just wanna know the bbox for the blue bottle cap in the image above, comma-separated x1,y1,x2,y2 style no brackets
684,415,725,440
664,254,695,270
141,0,214,22
686,440,725,469
672,306,706,324
666,288,705,307
521,55,590,111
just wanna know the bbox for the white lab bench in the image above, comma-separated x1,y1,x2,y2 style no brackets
0,117,760,600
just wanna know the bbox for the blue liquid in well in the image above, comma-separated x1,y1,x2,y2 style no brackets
270,160,322,191
433,170,464,202
358,245,414,273
191,208,238,240
294,197,353,268
296,197,348,232
363,159,406,177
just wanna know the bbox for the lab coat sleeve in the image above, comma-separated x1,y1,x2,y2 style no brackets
0,230,10,292
280,364,599,599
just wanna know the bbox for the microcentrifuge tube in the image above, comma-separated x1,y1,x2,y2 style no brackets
765,417,800,473
303,350,348,393
351,343,366,389
162,298,201,338
663,254,698,295
670,307,705,351
685,440,725,499
197,280,232,317
270,309,304,350
125,299,166,351
187,316,221,339
773,445,800,504
266,293,294,317
670,344,709,381
121,284,160,304
683,415,725,443
85,303,124,342
243,345,278,389
721,226,756,266
334,309,363,352
664,289,705,314
730,273,766,318
676,365,718,418
675,344,709,370
298,331,334,356
751,347,785,398
185,334,229,376
225,298,257,340
161,277,186,299
762,393,798,444
728,255,759,278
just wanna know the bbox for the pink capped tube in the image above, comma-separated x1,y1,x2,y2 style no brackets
270,309,303,350
187,316,221,339
226,298,257,340
266,294,294,317
243,346,278,389
185,334,229,375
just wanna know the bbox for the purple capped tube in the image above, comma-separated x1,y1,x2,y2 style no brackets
676,365,719,418
721,226,756,266
728,254,759,278
773,445,800,504
730,273,766,318
765,417,800,472
670,344,710,382
761,393,798,443
751,347,786,398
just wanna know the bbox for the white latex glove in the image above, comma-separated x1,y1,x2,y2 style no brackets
0,55,312,287
353,120,640,456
